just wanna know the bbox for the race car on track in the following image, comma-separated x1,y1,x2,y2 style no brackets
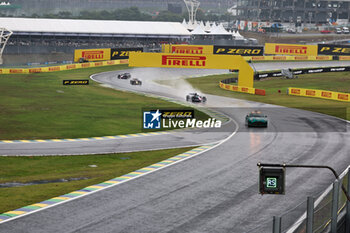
186,93,207,103
117,73,131,79
130,78,142,85
245,111,268,127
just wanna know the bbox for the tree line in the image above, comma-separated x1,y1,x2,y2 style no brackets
2,7,233,22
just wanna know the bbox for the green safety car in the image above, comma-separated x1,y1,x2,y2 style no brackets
245,111,268,127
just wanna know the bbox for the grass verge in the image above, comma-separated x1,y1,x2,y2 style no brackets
187,72,350,120
0,64,207,139
0,147,194,213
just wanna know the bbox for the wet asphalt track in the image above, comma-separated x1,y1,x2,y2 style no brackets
0,61,349,233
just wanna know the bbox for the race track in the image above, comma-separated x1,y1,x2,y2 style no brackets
0,61,349,232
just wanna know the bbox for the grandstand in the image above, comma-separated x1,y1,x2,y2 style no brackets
0,17,191,64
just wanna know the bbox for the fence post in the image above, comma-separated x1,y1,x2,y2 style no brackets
346,168,350,233
331,179,340,233
273,216,281,233
306,196,314,233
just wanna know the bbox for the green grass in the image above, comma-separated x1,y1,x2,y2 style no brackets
0,64,207,140
187,72,350,120
0,147,194,213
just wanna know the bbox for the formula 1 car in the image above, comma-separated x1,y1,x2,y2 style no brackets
117,73,131,79
186,93,207,103
130,78,142,85
245,111,268,127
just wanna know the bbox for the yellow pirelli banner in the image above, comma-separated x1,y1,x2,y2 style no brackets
0,60,127,75
219,82,266,96
265,43,318,56
244,55,332,61
340,56,350,61
219,82,254,94
74,48,111,62
288,87,350,102
169,44,214,54
129,52,254,87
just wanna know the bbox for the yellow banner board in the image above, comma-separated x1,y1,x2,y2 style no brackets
244,55,332,61
219,82,266,96
265,43,318,56
169,44,213,54
129,52,254,87
340,56,350,61
288,87,350,102
0,60,126,75
74,48,111,62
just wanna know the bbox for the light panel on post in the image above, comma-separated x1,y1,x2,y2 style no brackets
259,167,285,195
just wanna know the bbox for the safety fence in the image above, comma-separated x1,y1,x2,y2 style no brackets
246,166,350,233
219,78,266,96
285,166,350,233
0,59,128,74
255,66,350,80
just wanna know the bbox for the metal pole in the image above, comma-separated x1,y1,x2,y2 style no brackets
306,196,314,233
331,180,340,233
273,216,281,233
346,167,350,233
257,163,350,202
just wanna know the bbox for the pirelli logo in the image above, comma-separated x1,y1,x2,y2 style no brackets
306,90,316,96
338,93,349,101
63,80,89,85
49,67,60,71
291,89,301,94
29,68,42,73
316,56,329,60
252,56,265,60
295,56,308,60
10,69,23,73
321,91,332,98
275,45,307,55
273,56,286,60
66,65,76,69
171,46,203,54
161,55,206,67
82,51,104,60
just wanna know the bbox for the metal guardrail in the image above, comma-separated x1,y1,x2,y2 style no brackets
280,165,350,233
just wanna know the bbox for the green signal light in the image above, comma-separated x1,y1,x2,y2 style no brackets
266,177,277,188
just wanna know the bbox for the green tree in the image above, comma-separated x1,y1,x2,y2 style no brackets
154,11,183,22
